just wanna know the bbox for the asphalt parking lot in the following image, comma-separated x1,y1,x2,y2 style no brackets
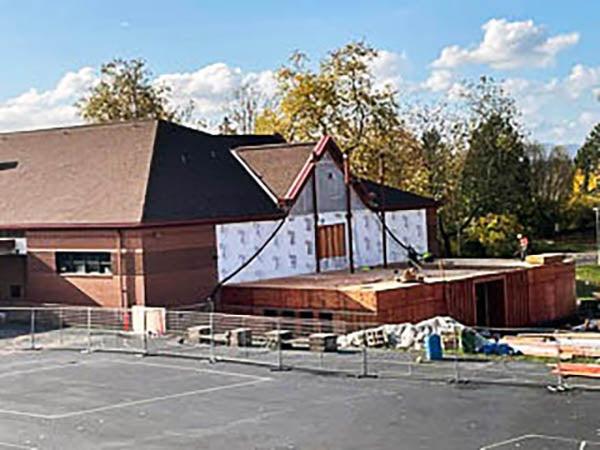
0,350,598,449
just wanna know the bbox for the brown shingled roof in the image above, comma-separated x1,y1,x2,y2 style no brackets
0,120,157,226
0,120,286,228
233,142,316,199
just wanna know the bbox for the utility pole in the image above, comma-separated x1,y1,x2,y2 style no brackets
343,153,355,274
379,153,388,268
594,207,600,265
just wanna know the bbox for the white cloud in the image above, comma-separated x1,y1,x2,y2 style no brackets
0,67,96,132
564,64,600,99
432,18,579,70
0,53,597,146
499,65,600,144
0,63,277,133
370,50,408,90
421,70,454,92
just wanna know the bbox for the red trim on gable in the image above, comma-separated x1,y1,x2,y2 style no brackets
282,135,372,209
283,135,331,200
281,135,437,213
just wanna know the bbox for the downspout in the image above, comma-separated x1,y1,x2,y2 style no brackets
379,153,388,268
116,229,128,308
311,157,321,273
343,153,355,274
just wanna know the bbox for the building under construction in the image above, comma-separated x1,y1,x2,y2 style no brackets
0,120,576,327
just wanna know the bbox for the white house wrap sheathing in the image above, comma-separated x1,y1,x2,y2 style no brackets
216,208,427,284
216,152,428,283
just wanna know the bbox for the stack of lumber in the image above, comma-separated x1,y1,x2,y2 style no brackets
187,325,211,343
227,328,252,347
503,332,600,359
364,328,386,347
525,253,565,265
265,330,293,349
309,333,338,352
550,363,600,378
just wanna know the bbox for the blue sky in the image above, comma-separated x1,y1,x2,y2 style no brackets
0,0,598,144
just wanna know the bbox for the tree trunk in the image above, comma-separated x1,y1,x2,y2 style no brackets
438,216,453,257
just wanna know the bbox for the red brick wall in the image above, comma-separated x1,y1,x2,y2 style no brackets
0,255,26,301
26,230,127,307
141,224,218,307
24,224,218,308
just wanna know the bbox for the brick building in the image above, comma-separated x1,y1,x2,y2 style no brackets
0,120,437,308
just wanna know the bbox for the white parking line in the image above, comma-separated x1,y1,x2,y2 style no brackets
0,440,34,449
48,377,270,420
480,434,600,449
115,360,271,381
0,359,271,421
0,362,85,380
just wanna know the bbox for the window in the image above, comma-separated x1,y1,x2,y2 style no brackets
318,311,334,332
318,312,333,321
263,309,278,317
281,310,296,318
299,311,314,320
56,252,112,275
317,224,346,259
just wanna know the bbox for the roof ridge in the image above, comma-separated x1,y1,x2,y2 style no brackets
0,118,160,138
234,141,316,152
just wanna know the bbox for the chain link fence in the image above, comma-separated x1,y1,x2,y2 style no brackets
1,306,599,389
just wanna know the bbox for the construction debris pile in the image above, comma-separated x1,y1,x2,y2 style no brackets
502,332,600,359
337,316,488,351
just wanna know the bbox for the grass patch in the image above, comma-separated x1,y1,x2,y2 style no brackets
532,239,595,254
577,264,600,284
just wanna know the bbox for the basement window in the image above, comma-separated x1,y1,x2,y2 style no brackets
56,252,112,275
299,311,314,320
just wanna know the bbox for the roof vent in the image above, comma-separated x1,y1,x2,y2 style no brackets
0,161,18,171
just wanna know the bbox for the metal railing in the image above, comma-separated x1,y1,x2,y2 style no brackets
1,306,599,390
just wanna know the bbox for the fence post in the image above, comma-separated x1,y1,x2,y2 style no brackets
86,307,92,353
209,312,215,364
277,317,283,371
361,344,369,378
142,308,148,355
29,309,36,350
453,326,460,383
555,336,564,388
59,308,64,346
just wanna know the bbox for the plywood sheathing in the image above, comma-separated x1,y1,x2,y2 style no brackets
221,257,576,326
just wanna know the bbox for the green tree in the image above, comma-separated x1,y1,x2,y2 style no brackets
527,143,574,235
462,113,530,221
466,213,523,257
405,102,469,256
459,77,530,229
77,58,190,123
256,42,426,192
221,82,270,134
575,122,600,193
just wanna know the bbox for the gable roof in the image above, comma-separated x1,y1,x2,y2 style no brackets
358,179,438,210
233,135,438,212
0,121,436,230
141,121,285,223
0,120,285,229
233,143,316,199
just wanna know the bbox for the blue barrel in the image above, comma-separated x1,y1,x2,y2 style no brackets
424,334,443,361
